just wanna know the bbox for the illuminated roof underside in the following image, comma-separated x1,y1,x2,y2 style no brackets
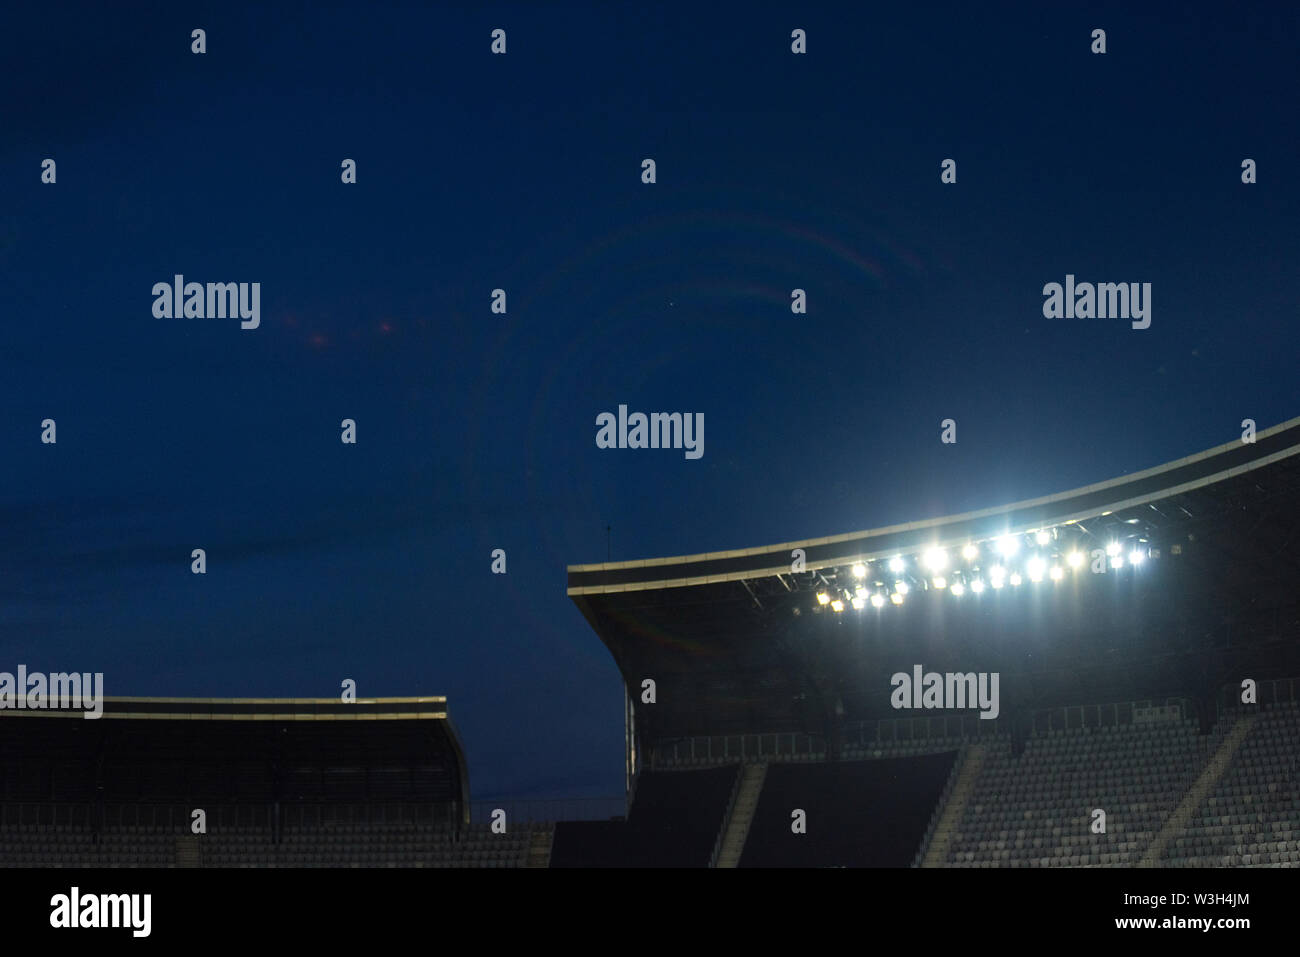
569,416,1300,737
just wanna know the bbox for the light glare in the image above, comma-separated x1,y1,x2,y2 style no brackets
922,547,948,572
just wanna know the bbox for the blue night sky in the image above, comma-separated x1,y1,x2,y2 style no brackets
2,2,1296,800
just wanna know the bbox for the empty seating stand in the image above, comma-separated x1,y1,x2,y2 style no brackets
945,720,1215,867
1164,702,1300,867
0,821,549,868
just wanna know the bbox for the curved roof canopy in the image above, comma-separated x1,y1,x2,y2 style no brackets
569,417,1300,737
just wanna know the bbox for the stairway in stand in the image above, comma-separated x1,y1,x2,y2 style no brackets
921,743,986,867
714,762,767,868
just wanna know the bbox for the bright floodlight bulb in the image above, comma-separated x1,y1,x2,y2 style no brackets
889,556,905,573
950,582,965,596
817,591,830,605
998,535,1020,558
962,544,979,561
852,563,868,579
1049,566,1064,581
1129,549,1145,565
890,592,904,605
932,576,947,590
831,599,845,612
871,593,886,608
1106,542,1122,557
855,585,868,599
1026,556,1046,579
1036,529,1051,545
851,596,866,610
922,547,948,572
1009,572,1023,586
1067,551,1084,568
895,581,910,595
970,578,985,594
1110,555,1124,569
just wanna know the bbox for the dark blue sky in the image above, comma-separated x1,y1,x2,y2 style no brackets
2,2,1296,800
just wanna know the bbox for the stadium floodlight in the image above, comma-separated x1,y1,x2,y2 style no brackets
1036,529,1052,545
989,564,1006,580
816,591,830,605
888,556,905,573
890,591,904,605
962,544,979,561
922,547,948,572
831,599,845,612
871,592,887,608
1049,565,1064,581
1110,555,1124,569
1129,549,1145,565
932,576,947,590
1067,550,1085,569
851,595,866,610
950,582,965,596
997,535,1020,558
1106,542,1122,557
1026,555,1046,581
855,585,868,599
1009,572,1023,586
970,578,985,594
895,581,910,595
852,562,868,579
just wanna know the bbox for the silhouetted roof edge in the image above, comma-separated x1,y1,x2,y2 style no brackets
568,414,1300,594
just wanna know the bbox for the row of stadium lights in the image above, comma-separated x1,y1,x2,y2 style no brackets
814,528,1151,613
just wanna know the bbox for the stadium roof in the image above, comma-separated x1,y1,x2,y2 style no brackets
569,416,1300,737
0,697,470,816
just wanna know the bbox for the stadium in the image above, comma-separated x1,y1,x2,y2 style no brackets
5,417,1298,869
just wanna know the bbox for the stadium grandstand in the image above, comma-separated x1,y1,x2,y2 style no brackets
4,419,1299,868
0,696,553,868
561,416,1300,867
